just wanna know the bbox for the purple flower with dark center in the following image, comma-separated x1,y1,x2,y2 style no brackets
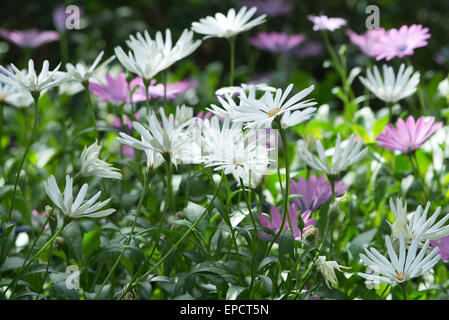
372,24,431,61
147,79,198,100
430,235,449,260
308,15,346,32
290,175,348,212
258,203,317,242
345,28,385,57
239,0,293,17
250,32,305,54
376,116,442,153
0,28,59,48
89,73,146,104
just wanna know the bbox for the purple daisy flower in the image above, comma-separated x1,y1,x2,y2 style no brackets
308,15,346,32
238,0,293,17
258,203,317,242
430,235,449,261
250,32,305,54
147,79,198,101
0,28,59,48
290,175,348,212
372,24,431,61
376,115,442,153
345,28,385,57
89,73,147,104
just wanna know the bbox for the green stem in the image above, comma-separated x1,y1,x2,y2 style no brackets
144,78,151,116
328,176,336,259
163,70,167,109
59,32,69,64
266,125,293,254
84,84,98,139
228,36,236,86
4,219,70,298
94,168,154,297
118,172,225,300
8,93,39,221
401,282,407,300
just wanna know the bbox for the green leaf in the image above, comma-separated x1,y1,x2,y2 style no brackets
279,230,294,269
226,284,245,300
82,229,101,259
184,201,208,233
0,223,15,265
347,228,377,260
0,256,25,273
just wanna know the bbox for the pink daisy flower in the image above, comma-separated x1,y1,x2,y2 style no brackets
0,28,59,48
345,28,385,57
376,115,442,153
308,15,346,32
372,24,431,61
258,203,317,242
147,79,198,101
290,175,348,213
250,32,305,54
89,73,146,104
430,235,449,261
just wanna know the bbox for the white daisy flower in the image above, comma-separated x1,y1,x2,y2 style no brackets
358,234,440,284
202,116,271,186
114,32,165,81
153,29,202,70
298,133,368,176
44,175,116,219
66,51,115,84
316,256,351,287
390,197,449,242
233,83,317,128
175,104,194,127
80,140,122,180
117,109,201,167
0,60,70,98
359,64,420,103
191,6,266,39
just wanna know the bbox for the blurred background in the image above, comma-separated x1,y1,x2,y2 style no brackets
0,0,448,109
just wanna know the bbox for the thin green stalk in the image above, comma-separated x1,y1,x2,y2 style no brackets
379,284,391,300
118,172,225,300
328,176,336,259
4,219,70,298
94,168,154,297
228,36,236,86
84,85,98,139
143,78,151,116
266,125,293,255
163,70,167,109
401,282,408,300
8,93,40,221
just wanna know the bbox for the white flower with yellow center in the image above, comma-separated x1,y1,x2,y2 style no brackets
358,234,440,284
234,83,317,128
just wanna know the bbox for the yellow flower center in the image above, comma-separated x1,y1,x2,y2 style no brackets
267,107,281,118
232,157,244,167
395,272,405,281
0,93,6,101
